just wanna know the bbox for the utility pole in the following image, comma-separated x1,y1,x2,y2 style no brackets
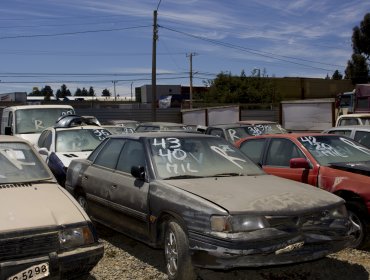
151,10,158,121
112,80,117,101
130,81,133,101
186,52,197,109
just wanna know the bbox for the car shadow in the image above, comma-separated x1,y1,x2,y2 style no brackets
91,224,369,280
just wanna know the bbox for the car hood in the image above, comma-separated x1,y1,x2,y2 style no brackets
56,151,92,167
0,183,88,232
163,175,343,215
16,133,40,146
328,161,370,176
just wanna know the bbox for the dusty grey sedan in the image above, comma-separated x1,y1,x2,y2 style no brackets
65,132,352,280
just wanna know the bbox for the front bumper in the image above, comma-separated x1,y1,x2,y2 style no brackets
189,230,352,269
0,243,104,279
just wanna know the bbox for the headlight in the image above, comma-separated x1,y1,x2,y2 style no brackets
210,215,270,232
326,204,348,219
59,225,95,250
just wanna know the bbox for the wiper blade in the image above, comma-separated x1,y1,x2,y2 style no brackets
213,172,243,177
163,175,204,180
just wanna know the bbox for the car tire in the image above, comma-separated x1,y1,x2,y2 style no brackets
77,195,88,213
347,201,369,249
164,220,196,280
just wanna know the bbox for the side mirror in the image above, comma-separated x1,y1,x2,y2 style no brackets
38,147,49,156
4,126,12,135
131,166,145,180
290,158,310,169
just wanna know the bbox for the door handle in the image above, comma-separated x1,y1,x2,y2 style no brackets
83,175,88,180
111,184,117,189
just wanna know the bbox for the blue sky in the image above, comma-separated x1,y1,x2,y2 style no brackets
0,0,369,97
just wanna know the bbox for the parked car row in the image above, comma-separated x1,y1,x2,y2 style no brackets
2,111,369,280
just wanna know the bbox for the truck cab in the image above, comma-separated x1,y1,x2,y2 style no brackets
1,105,75,145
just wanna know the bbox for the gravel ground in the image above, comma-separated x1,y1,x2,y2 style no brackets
85,224,370,280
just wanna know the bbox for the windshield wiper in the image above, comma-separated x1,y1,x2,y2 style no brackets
213,172,244,177
163,175,204,180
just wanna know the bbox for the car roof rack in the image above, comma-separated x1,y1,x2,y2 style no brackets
54,114,100,128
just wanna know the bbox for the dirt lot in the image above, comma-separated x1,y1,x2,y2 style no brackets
86,225,370,280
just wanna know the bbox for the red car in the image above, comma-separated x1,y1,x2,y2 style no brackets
235,133,370,249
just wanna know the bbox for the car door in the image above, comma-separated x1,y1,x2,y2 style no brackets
81,138,125,225
262,138,318,185
110,139,150,242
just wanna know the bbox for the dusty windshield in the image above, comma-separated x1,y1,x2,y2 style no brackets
56,128,111,152
0,142,51,184
149,136,263,179
226,124,287,142
298,135,370,166
15,108,75,134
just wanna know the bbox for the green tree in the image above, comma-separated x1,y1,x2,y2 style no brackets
74,88,82,96
81,87,88,96
102,88,111,97
29,87,42,96
332,70,343,80
56,84,71,99
40,85,53,100
345,53,369,84
203,70,279,105
345,13,370,84
88,86,95,96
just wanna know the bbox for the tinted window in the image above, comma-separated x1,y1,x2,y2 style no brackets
116,140,145,173
266,138,303,167
208,128,225,138
94,138,125,169
327,130,351,137
239,139,266,164
354,131,370,148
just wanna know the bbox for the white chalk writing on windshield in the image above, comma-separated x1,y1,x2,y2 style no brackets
153,138,199,174
0,149,35,170
300,136,348,157
210,145,246,169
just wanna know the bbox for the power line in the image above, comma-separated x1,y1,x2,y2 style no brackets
159,25,344,72
0,25,151,40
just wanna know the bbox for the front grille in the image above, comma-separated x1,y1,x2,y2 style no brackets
0,231,59,261
0,183,33,189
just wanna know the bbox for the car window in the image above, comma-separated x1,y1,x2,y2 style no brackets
338,118,359,126
359,117,370,125
55,128,111,152
266,138,303,167
116,140,145,173
327,130,351,137
208,128,225,138
0,142,51,183
354,131,370,148
298,135,370,166
94,138,125,169
239,139,266,164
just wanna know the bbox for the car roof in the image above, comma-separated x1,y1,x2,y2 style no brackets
3,104,73,110
137,122,184,127
207,123,250,129
0,135,30,143
325,125,370,131
237,120,277,125
337,113,370,118
108,131,218,140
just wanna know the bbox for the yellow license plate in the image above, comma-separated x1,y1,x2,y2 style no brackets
7,262,49,280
